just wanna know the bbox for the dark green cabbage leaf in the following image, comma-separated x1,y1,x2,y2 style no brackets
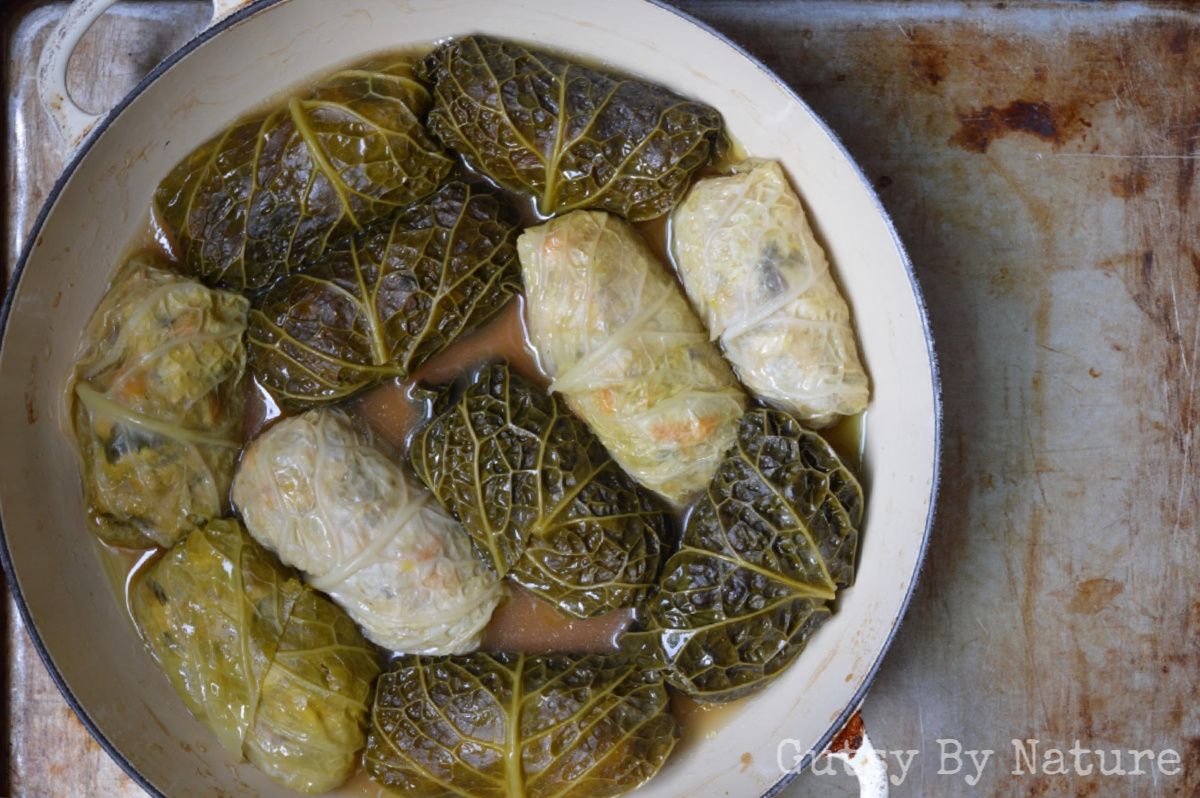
155,56,454,292
248,180,522,406
417,35,728,222
69,253,247,549
131,518,381,794
622,408,862,703
410,361,665,618
365,652,678,798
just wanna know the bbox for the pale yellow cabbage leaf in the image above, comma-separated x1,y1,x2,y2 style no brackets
672,160,869,427
519,211,745,505
233,408,504,654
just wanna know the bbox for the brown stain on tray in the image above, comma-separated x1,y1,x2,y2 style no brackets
1109,169,1149,200
949,99,1087,153
1067,578,1125,615
908,41,949,87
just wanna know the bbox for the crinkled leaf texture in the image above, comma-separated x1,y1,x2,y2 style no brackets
411,362,665,619
130,518,381,794
233,407,505,655
622,408,863,703
417,35,727,221
248,180,522,407
519,210,745,505
68,253,247,548
155,56,454,292
365,652,678,798
672,160,869,427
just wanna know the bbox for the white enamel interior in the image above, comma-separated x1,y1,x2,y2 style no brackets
0,1,938,796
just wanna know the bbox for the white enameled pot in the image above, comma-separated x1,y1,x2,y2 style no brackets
0,1,940,796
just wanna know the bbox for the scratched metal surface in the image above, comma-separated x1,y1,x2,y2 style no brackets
4,1,1199,796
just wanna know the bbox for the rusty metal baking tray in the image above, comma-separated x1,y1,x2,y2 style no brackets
5,1,1200,796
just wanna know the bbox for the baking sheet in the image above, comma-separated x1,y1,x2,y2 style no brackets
5,1,1200,795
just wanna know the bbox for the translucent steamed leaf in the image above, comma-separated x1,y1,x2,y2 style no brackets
155,56,454,292
248,180,522,407
622,408,862,703
519,210,746,505
130,519,381,794
416,35,728,221
672,159,869,427
410,361,666,619
365,652,678,798
233,407,505,655
68,253,247,548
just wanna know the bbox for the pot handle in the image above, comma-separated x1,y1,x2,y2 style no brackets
37,0,254,151
822,710,889,797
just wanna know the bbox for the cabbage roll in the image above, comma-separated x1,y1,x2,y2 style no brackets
131,518,381,794
232,408,504,655
622,408,862,703
410,361,665,619
247,180,522,407
155,56,454,292
671,160,869,426
417,35,727,221
519,211,745,504
366,652,678,798
68,253,248,548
